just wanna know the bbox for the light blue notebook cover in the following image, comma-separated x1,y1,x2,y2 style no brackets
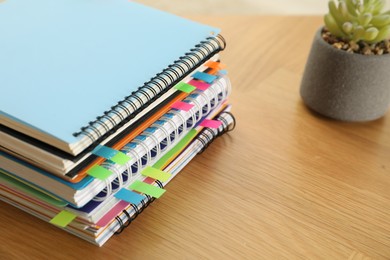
0,0,219,144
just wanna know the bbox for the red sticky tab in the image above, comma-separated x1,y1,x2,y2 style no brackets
188,79,210,91
171,101,194,112
200,119,222,129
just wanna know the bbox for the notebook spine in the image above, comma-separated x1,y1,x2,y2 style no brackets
92,75,231,202
74,35,226,145
113,111,235,235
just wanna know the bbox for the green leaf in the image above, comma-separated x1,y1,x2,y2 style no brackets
353,25,365,41
357,3,365,13
363,0,375,13
374,24,390,42
339,1,349,17
371,14,390,27
325,14,344,37
372,0,386,14
346,0,358,16
358,13,373,26
364,27,379,41
343,22,354,33
329,0,345,25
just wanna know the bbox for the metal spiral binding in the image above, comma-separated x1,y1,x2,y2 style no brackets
113,115,234,237
133,137,152,168
198,111,236,154
73,35,225,146
142,129,161,159
113,113,235,236
114,180,164,235
93,161,123,202
219,111,236,134
114,204,138,235
91,75,231,201
170,110,188,134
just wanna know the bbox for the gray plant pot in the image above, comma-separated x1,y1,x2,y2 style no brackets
300,28,390,122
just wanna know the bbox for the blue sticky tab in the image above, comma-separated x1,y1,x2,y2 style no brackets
145,127,157,133
128,143,137,149
135,135,147,141
218,70,228,75
114,188,145,205
192,71,217,84
92,145,118,159
154,120,165,125
188,93,199,99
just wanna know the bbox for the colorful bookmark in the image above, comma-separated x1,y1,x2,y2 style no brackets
192,71,217,84
96,200,129,227
200,119,222,129
205,61,226,70
92,145,117,158
50,210,77,228
114,188,145,205
86,165,113,180
175,82,196,93
92,145,131,165
153,129,198,169
110,152,131,165
129,180,166,198
207,68,219,75
141,166,171,182
171,101,194,112
188,79,210,91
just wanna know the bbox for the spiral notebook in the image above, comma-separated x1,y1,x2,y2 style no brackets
0,58,221,180
0,0,224,156
0,110,236,246
0,75,232,207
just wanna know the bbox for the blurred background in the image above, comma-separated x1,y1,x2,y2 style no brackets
135,0,390,15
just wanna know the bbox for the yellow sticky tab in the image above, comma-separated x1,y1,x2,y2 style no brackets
141,166,171,182
50,210,76,228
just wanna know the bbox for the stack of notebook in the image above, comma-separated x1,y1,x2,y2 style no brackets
0,0,236,246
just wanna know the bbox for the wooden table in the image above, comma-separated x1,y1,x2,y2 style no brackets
1,16,390,259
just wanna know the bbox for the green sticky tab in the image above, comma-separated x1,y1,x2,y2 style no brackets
141,166,171,182
153,129,198,169
50,210,77,228
110,152,131,165
175,82,196,93
87,165,112,180
129,180,166,198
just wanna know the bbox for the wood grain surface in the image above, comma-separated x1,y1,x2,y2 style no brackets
1,16,390,259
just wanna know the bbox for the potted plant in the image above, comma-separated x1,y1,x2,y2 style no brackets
300,0,390,121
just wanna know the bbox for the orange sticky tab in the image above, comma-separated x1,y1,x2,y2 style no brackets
205,61,226,70
208,68,218,75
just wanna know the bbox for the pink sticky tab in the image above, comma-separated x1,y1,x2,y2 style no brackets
200,119,222,129
96,200,129,227
171,101,194,112
188,79,211,91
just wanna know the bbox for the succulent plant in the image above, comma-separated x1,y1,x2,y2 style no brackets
325,0,390,43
